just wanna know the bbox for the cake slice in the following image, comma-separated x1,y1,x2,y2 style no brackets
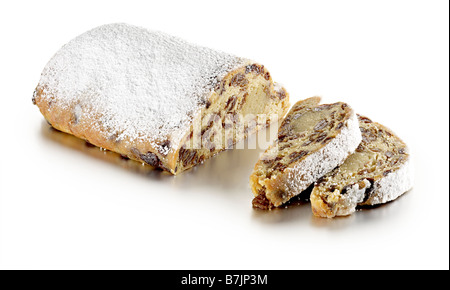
33,23,290,175
310,115,413,218
250,97,362,209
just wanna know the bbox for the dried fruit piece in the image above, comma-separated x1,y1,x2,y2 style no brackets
314,120,329,131
252,192,274,210
230,73,248,87
141,152,162,167
289,150,309,163
225,95,237,111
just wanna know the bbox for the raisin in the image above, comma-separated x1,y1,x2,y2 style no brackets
205,100,212,109
252,193,274,210
336,122,344,130
309,133,318,141
278,133,302,142
275,89,287,100
225,95,237,111
140,152,161,167
302,140,313,147
383,170,392,177
314,120,329,131
385,151,394,158
245,64,263,75
230,73,248,87
131,147,163,168
238,92,248,109
398,148,406,154
186,151,197,166
279,144,291,151
359,116,373,123
179,147,194,166
278,134,287,141
262,156,281,167
289,150,309,163
262,158,274,165
272,162,288,172
316,176,328,185
201,119,214,136
315,132,328,143
321,137,333,144
193,153,201,164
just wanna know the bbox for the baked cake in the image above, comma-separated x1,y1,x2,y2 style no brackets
33,23,290,174
310,115,413,218
250,97,362,209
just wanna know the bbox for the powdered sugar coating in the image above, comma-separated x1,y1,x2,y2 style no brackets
364,159,413,205
284,111,362,195
37,23,249,154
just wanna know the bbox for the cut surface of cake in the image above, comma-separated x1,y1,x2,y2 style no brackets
33,23,290,174
250,97,362,209
310,115,413,218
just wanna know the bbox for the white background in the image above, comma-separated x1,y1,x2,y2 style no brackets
0,0,448,270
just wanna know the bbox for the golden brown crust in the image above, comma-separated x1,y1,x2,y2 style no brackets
34,85,175,172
